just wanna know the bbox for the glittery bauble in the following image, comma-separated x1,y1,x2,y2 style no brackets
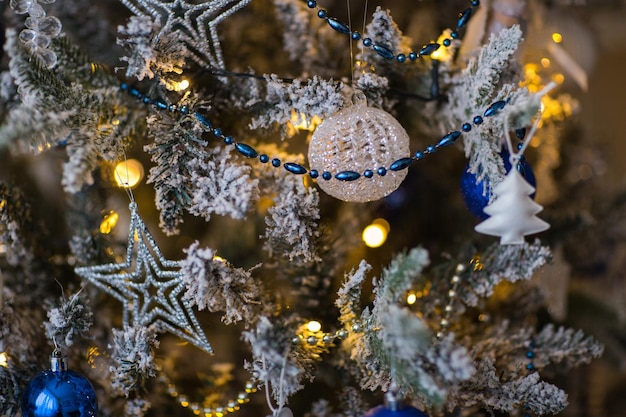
308,101,410,202
21,369,98,417
461,149,536,220
363,405,429,417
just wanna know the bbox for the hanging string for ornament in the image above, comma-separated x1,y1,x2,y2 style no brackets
474,108,550,244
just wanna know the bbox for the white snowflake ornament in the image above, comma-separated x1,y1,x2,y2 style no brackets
475,166,549,244
307,94,410,202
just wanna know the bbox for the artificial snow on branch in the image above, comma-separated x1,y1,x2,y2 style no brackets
109,325,159,397
44,290,93,349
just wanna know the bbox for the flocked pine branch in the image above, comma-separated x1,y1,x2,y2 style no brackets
44,290,93,349
181,241,263,326
109,325,159,397
533,324,604,370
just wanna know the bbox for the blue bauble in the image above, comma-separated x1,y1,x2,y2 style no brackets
460,149,536,220
363,405,429,417
21,368,97,417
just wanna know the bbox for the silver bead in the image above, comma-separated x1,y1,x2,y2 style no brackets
451,275,461,284
448,289,457,298
337,329,348,339
307,336,318,345
292,336,302,345
351,323,362,332
444,305,453,312
440,318,449,327
322,335,333,344
456,263,466,273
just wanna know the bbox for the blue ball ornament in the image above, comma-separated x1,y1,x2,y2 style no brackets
460,149,536,220
363,404,429,417
21,352,97,417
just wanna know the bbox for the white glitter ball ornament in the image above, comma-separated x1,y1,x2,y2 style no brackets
307,97,411,202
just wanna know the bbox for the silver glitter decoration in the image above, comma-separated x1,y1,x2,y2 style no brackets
75,202,213,354
307,96,411,202
119,0,251,69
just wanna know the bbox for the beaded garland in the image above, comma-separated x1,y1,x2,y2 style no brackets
304,0,480,64
120,83,509,187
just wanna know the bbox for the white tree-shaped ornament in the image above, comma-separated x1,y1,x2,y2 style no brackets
474,164,549,244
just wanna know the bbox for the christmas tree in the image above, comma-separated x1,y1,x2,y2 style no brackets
0,0,623,416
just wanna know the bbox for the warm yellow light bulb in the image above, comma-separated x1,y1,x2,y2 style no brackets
0,352,8,367
540,57,551,68
100,211,119,234
306,320,322,333
289,110,321,132
176,79,190,91
213,255,225,263
114,159,144,188
552,32,563,43
362,218,390,248
406,293,417,305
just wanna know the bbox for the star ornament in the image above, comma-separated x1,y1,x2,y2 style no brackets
76,202,213,354
119,0,251,69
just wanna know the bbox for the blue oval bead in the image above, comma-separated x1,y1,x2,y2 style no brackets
327,17,350,34
142,96,150,104
235,143,258,158
462,123,472,132
309,169,319,178
471,0,480,6
377,167,387,176
284,162,307,175
322,171,332,180
437,131,461,147
335,171,360,181
195,112,212,128
363,38,373,47
516,127,526,139
390,157,413,171
259,154,269,163
484,100,506,117
364,170,374,178
419,43,440,56
373,44,395,60
351,31,361,40
152,98,168,110
457,8,472,29
451,30,459,39
526,351,535,358
272,158,281,167
473,115,483,125
129,87,140,97
415,151,425,159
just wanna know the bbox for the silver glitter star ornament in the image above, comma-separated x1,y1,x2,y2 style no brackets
119,0,251,69
75,202,213,354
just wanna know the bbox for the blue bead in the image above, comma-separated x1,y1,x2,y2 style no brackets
152,98,168,110
120,82,128,91
364,170,374,178
21,369,98,417
168,104,177,112
473,115,483,125
409,52,418,61
451,30,459,39
516,127,526,139
224,136,234,144
457,7,472,29
180,105,189,115
414,151,425,159
234,143,258,158
471,0,480,6
259,154,269,163
462,123,472,132
284,162,307,175
213,128,222,137
437,131,461,147
443,38,452,47
526,363,535,371
309,169,319,178
317,9,327,18
272,158,281,167
377,167,387,176
363,37,373,47
373,44,395,60
351,31,361,40
526,351,535,358
307,0,316,7
362,404,429,417
396,53,406,63
142,96,150,104
426,145,437,153
327,17,350,34
419,43,440,56
129,87,140,97
195,112,212,128
322,171,332,180
335,171,360,181
484,100,506,117
390,157,413,171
